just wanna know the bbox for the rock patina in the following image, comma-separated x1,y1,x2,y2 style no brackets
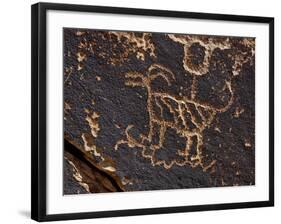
63,28,255,194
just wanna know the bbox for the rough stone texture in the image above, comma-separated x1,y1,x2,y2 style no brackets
64,141,123,194
63,156,88,195
63,28,255,194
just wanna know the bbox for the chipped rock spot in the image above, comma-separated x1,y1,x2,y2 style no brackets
77,63,84,71
233,107,245,118
85,111,100,138
244,139,252,149
76,52,87,62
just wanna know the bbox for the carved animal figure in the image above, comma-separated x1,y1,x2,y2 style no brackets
115,63,234,170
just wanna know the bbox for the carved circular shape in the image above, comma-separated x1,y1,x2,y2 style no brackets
188,42,206,65
184,42,208,75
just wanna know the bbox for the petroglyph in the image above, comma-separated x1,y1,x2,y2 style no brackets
64,156,90,193
64,28,255,192
168,34,231,76
109,31,156,61
82,110,118,174
167,34,254,77
115,63,234,170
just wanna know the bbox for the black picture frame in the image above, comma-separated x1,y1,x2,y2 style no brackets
31,2,274,222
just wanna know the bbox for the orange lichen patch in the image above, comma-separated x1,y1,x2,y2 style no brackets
168,34,231,76
115,63,235,171
109,31,156,61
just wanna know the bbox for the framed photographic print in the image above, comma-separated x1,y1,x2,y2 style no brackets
31,2,274,222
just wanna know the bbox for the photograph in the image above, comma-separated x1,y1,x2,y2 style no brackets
30,2,274,221
63,28,256,194
0,1,278,224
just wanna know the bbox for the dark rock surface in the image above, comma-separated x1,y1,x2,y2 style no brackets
64,141,123,194
63,28,255,194
63,156,88,195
